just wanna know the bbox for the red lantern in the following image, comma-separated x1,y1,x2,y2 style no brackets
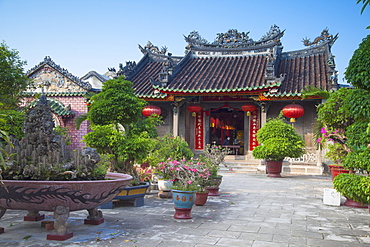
282,104,304,122
142,105,161,117
241,104,257,116
187,104,202,117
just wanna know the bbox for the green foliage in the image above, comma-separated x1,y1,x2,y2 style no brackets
317,88,354,130
0,41,31,109
54,126,72,145
145,135,194,167
80,77,161,183
0,108,25,140
342,149,370,172
252,116,305,161
357,0,370,14
346,122,370,150
325,142,349,165
345,35,370,90
343,89,370,122
333,173,370,205
87,78,146,128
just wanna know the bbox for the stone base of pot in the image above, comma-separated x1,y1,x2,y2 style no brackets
47,232,73,241
195,192,209,206
24,214,45,221
158,190,173,198
344,198,368,208
266,161,283,178
205,187,220,196
84,218,105,225
41,221,55,231
174,207,192,219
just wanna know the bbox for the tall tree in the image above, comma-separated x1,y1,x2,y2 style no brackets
0,41,30,109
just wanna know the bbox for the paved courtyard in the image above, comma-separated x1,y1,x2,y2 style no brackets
1,172,370,246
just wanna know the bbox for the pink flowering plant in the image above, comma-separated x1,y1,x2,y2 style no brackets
155,158,211,192
316,127,350,165
135,166,153,182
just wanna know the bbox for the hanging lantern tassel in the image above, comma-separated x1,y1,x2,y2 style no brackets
282,104,304,123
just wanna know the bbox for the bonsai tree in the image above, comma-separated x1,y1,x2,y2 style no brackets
252,115,305,177
79,77,162,183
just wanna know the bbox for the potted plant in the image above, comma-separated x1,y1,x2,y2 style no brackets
252,115,305,177
0,95,132,240
201,144,229,196
169,159,210,219
148,135,194,197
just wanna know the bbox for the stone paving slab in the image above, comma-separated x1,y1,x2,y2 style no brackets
0,173,370,246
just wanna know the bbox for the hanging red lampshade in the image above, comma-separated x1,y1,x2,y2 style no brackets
187,104,202,117
142,105,162,117
282,104,304,122
241,103,257,116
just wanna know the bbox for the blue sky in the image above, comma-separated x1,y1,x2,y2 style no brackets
1,0,369,84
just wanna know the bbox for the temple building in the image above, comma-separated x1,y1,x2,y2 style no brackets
114,25,339,167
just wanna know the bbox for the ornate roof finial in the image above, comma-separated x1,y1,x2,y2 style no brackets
302,28,336,47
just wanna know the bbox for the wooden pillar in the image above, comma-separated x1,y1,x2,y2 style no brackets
173,106,179,137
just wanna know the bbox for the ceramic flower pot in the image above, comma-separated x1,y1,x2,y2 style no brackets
195,191,209,206
328,165,350,181
158,180,173,191
172,190,196,219
266,160,283,177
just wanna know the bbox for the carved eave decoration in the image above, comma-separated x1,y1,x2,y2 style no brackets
184,25,285,51
25,56,92,94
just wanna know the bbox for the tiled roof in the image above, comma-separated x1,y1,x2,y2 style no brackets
22,92,88,97
28,98,74,117
266,49,330,97
80,71,110,82
159,55,273,94
129,59,167,98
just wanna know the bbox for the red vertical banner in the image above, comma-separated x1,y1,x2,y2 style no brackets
249,109,260,151
195,111,204,150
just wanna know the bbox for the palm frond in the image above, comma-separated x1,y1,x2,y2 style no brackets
301,86,331,100
74,113,88,130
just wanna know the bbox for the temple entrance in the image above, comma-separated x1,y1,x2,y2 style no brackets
209,108,245,155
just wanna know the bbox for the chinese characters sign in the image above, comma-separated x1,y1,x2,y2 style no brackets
249,109,260,150
195,111,204,150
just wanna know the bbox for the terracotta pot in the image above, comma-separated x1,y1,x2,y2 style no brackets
266,160,283,178
195,191,209,206
328,165,350,181
344,197,368,208
0,172,132,212
205,187,220,196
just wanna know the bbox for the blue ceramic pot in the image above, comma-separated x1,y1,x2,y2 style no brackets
172,190,196,209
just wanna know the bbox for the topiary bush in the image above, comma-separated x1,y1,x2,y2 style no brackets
252,116,305,161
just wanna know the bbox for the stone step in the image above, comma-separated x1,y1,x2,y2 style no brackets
220,161,324,175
